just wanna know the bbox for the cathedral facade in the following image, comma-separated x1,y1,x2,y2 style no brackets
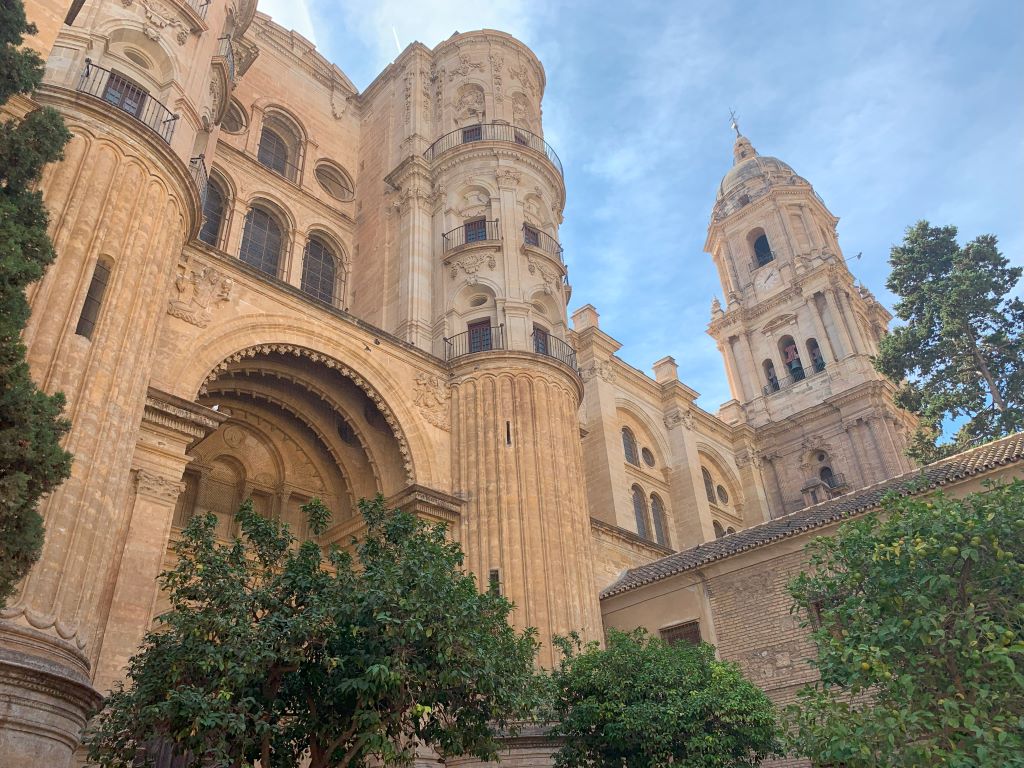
0,1,936,765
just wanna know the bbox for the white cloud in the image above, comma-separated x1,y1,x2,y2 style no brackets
259,0,319,44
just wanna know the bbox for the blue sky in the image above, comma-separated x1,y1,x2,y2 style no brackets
262,0,1024,411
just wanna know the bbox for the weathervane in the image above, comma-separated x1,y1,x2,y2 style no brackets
729,108,741,137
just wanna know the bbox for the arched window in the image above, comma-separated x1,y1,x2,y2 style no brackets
631,486,649,540
753,233,773,268
701,466,716,504
713,520,726,539
622,428,639,466
726,527,736,535
779,335,805,381
199,176,227,247
650,494,668,547
820,466,836,488
301,235,338,304
806,338,825,373
257,113,301,182
239,206,283,277
763,359,780,392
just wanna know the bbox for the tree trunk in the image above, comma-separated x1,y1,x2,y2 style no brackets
971,344,1008,414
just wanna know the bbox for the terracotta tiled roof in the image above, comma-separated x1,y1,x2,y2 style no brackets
600,433,1024,599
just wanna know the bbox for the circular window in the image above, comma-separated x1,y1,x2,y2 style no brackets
314,162,355,202
336,418,357,446
716,485,729,504
817,452,827,462
222,100,248,134
641,447,655,467
469,294,488,307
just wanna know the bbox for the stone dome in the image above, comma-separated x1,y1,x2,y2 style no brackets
716,135,797,202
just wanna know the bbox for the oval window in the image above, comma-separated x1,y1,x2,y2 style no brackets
315,162,355,202
716,485,729,505
469,294,488,307
641,447,655,467
222,100,247,134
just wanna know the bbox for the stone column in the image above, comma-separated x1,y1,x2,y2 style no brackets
450,353,600,667
823,288,854,358
386,156,435,351
91,391,224,692
808,293,837,363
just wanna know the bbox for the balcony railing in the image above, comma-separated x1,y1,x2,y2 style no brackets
444,324,506,361
77,59,178,144
217,36,235,82
822,472,847,490
186,0,210,18
523,223,563,260
532,330,578,370
442,220,500,252
424,123,563,177
762,360,827,396
189,155,208,207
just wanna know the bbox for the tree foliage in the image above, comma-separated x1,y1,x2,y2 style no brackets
547,629,780,768
84,496,540,768
0,0,73,606
874,221,1024,463
786,481,1024,767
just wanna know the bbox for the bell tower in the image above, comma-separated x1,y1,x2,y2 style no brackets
705,121,917,516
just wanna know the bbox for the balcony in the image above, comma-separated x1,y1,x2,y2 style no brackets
444,324,506,361
424,123,563,177
189,155,208,206
442,219,500,252
216,36,236,83
532,329,578,370
186,0,211,19
522,223,563,261
762,360,827,396
822,471,847,490
77,60,178,144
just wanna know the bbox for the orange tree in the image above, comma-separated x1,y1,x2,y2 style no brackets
786,482,1024,766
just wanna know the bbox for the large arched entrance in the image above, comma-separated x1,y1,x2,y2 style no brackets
171,346,410,545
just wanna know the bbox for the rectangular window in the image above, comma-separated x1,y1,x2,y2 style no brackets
523,224,540,247
462,124,482,143
468,319,492,353
464,219,488,243
488,569,501,596
75,259,112,339
660,620,701,646
102,71,147,118
533,324,549,355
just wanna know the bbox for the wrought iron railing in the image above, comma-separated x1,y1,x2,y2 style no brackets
532,330,578,370
77,59,179,144
424,123,563,177
522,223,563,260
186,0,210,18
762,360,827,396
189,155,208,207
442,220,500,252
444,324,506,361
217,35,235,82
822,472,847,490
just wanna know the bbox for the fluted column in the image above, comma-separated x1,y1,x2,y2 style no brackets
451,354,599,667
4,89,198,666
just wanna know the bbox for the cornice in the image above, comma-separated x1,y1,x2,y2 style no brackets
431,142,566,208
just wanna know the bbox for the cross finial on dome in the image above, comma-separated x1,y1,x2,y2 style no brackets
729,108,741,138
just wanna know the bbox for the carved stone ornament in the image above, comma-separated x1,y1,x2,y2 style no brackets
134,469,185,503
495,168,521,187
663,409,694,430
125,0,193,45
168,264,234,328
447,54,484,81
508,64,537,97
489,54,504,102
447,251,496,279
760,313,798,335
525,253,560,293
412,374,451,431
581,360,616,384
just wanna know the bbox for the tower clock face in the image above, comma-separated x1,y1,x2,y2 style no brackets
759,269,779,290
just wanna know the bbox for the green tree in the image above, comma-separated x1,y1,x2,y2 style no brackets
547,629,780,767
0,0,73,606
786,482,1024,767
874,221,1024,463
84,496,540,768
